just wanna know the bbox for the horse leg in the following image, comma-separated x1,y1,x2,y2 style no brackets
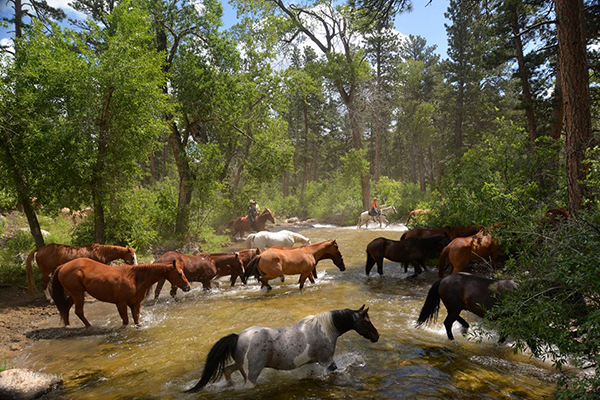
260,277,272,291
154,278,166,300
73,293,92,328
42,274,53,302
280,275,285,282
169,285,179,299
224,364,239,386
116,302,129,326
299,273,309,289
443,313,458,340
308,274,315,284
130,303,141,325
456,316,470,336
376,256,384,275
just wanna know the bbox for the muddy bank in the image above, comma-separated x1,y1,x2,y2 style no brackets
0,286,57,360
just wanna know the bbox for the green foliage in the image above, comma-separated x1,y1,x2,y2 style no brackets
483,207,600,399
426,118,541,227
372,177,431,221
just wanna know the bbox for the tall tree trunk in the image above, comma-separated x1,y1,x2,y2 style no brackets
282,172,290,197
347,95,370,210
455,80,464,151
428,144,435,186
301,102,309,201
168,121,193,236
418,148,426,192
92,187,105,243
555,0,592,214
510,11,538,144
0,136,45,248
374,44,382,182
311,142,318,181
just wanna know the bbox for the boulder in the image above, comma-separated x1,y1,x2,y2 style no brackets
0,368,62,400
18,228,50,237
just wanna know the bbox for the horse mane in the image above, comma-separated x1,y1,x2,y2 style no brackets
301,311,338,337
330,309,357,335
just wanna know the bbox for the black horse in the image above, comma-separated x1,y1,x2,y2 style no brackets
416,272,518,340
365,234,451,277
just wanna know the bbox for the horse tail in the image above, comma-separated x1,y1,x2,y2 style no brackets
244,256,262,281
416,279,442,327
52,270,71,325
26,249,38,293
185,333,239,392
437,246,450,278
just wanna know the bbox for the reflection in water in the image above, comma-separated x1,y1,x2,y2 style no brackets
17,227,556,399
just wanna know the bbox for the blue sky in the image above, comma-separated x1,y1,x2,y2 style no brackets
1,0,450,58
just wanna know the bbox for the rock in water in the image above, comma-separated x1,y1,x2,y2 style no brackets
0,368,62,399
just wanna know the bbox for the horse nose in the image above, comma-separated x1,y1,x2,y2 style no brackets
182,284,191,292
371,333,380,342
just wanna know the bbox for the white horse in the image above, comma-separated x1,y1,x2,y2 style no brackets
246,230,311,250
185,306,379,391
356,205,397,229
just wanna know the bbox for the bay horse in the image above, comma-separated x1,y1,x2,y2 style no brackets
185,305,379,391
437,230,500,278
230,208,275,239
154,252,244,299
246,230,311,250
357,205,397,229
400,226,480,241
416,272,518,340
365,234,451,277
26,243,137,299
52,258,190,327
244,240,345,291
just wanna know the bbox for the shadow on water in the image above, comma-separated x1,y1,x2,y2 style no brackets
25,326,115,340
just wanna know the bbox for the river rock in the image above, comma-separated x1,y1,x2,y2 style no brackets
285,217,299,224
0,368,62,399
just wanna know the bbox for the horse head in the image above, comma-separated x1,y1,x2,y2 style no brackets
262,208,275,223
235,252,247,284
167,260,191,292
328,240,345,271
353,305,379,342
123,247,137,265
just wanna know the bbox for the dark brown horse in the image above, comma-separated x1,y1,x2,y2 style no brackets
416,272,518,340
153,252,219,299
437,230,500,278
365,234,450,277
210,253,246,286
26,243,137,299
230,208,275,239
400,226,480,240
52,258,190,327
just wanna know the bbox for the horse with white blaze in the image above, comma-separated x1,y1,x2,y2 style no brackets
184,305,379,391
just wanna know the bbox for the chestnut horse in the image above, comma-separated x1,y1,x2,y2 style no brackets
400,226,480,240
244,240,345,291
416,272,518,340
154,251,246,299
52,258,190,327
437,230,500,278
230,208,275,239
26,243,137,299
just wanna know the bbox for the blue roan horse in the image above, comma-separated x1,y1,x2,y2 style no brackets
185,306,379,391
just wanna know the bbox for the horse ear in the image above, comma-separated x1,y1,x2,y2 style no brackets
358,304,365,312
255,247,261,254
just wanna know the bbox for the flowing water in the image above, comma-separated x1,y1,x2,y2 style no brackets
15,226,559,399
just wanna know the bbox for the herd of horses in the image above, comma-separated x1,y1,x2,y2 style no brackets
22,207,563,391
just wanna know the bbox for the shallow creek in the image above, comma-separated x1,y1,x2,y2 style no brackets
14,225,558,399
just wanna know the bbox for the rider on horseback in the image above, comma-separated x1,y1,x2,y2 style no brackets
369,197,380,217
247,200,260,226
